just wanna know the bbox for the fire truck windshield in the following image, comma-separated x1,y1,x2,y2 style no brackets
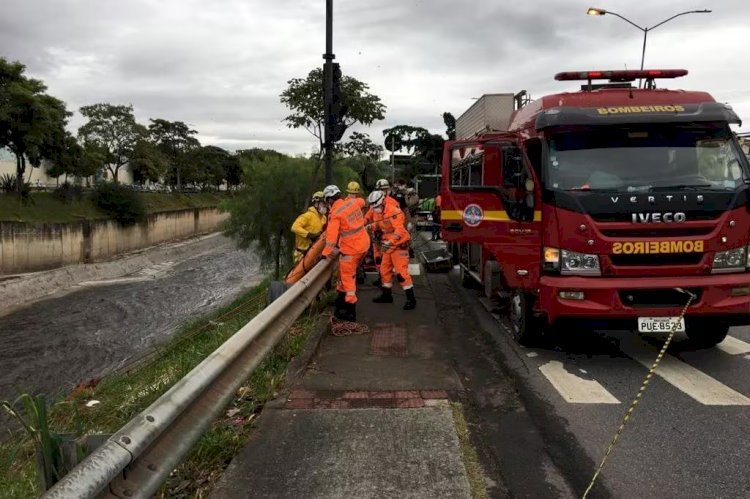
546,124,749,193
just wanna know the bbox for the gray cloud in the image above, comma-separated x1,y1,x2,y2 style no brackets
1,0,748,156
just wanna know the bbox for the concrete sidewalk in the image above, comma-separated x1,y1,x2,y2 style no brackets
211,236,474,499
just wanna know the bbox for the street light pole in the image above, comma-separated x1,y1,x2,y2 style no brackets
323,0,334,185
587,7,711,86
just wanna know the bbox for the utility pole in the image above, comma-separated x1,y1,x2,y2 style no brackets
323,0,334,185
391,135,396,185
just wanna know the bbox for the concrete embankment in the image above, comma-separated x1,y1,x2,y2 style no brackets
0,207,228,275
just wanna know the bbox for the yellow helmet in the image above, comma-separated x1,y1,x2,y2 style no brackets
346,181,361,194
311,191,324,203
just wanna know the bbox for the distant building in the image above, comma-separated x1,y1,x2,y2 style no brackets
0,147,133,187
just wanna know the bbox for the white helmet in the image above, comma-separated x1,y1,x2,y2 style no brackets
323,185,341,199
367,190,386,208
375,178,390,190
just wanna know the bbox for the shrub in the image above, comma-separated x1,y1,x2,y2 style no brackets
91,182,146,226
0,174,15,193
52,182,84,203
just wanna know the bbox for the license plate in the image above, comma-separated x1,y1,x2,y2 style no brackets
637,317,685,333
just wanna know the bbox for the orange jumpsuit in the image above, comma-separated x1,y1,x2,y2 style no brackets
365,195,400,264
323,197,370,303
368,199,413,290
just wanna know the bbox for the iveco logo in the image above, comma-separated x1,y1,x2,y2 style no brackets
632,212,687,223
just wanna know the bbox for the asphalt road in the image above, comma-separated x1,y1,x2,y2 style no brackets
452,269,750,498
0,235,261,417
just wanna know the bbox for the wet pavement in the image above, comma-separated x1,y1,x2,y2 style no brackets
0,235,261,424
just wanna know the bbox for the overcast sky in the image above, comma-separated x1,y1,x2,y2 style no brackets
1,0,747,155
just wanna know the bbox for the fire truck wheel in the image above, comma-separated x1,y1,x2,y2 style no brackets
509,290,542,346
684,323,729,348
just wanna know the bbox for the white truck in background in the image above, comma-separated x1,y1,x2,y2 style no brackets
455,93,518,139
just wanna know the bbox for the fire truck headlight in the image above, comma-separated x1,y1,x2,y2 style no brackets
560,249,601,276
712,246,747,273
543,247,560,271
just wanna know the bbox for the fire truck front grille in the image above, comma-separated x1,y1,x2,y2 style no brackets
600,227,714,238
619,288,702,308
609,253,704,266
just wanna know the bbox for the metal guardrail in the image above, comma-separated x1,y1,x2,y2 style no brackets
43,259,334,499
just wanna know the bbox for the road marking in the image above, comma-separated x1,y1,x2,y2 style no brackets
539,361,620,404
526,352,538,358
717,335,750,356
620,338,750,406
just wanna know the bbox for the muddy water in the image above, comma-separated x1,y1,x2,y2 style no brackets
0,236,261,424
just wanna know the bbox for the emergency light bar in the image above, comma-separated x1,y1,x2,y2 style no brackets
554,69,688,82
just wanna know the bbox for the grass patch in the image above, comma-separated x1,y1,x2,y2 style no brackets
0,191,228,224
0,280,326,497
451,402,488,499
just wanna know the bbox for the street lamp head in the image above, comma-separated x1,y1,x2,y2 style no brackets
587,7,606,16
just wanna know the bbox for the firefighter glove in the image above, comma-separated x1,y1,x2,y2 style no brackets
308,231,321,241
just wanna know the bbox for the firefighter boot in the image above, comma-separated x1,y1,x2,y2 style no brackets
373,287,394,303
403,288,417,311
346,302,357,322
333,292,347,319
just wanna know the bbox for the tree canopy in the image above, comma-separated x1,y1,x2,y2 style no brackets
148,119,200,189
78,103,145,182
279,67,386,158
0,57,70,194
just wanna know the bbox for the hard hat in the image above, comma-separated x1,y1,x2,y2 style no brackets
375,178,390,189
311,191,324,202
323,185,341,199
346,181,361,194
367,190,386,208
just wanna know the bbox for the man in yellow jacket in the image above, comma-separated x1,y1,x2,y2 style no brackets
291,191,327,263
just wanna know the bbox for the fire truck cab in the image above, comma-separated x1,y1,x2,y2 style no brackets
441,69,750,347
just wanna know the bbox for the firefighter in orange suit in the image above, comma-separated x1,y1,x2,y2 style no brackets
321,184,370,321
367,190,416,310
367,178,400,287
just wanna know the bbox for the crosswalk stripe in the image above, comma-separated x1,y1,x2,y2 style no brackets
717,335,750,356
539,361,620,404
620,337,750,406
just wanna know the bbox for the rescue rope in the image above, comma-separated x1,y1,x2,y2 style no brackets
582,288,696,498
327,313,370,336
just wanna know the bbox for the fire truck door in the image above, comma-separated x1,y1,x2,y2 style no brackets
442,139,540,289
492,140,542,290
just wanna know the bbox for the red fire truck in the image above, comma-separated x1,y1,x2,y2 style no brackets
441,69,750,347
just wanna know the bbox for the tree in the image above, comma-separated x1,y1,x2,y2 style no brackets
78,103,145,183
279,67,386,162
223,153,242,189
0,57,70,195
443,112,456,140
383,125,445,177
188,145,230,189
46,133,102,182
236,148,286,187
128,138,168,184
223,154,360,277
148,119,200,190
341,131,383,189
